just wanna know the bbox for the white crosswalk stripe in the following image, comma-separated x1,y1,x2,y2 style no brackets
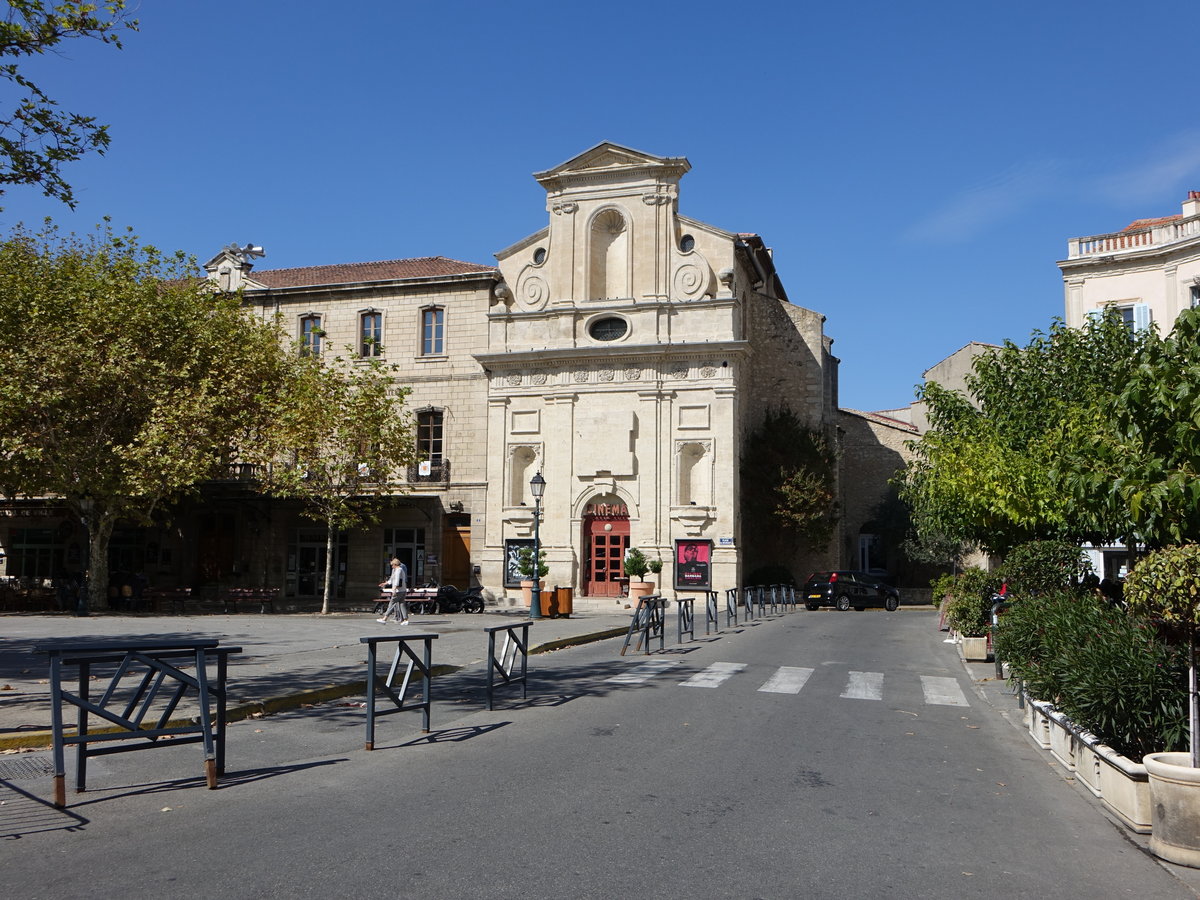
841,671,884,700
758,666,814,694
920,675,970,707
605,659,681,684
605,661,971,708
681,661,747,688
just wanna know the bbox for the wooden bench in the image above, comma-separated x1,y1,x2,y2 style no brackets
373,587,439,616
220,588,278,614
143,588,192,614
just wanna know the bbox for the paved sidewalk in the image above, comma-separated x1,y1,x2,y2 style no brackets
0,607,636,750
956,644,1200,897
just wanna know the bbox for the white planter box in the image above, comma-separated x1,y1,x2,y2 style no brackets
1047,709,1077,772
1097,744,1152,833
1076,731,1104,798
960,635,990,661
1028,699,1052,750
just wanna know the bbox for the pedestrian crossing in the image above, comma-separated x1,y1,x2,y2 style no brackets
605,660,970,707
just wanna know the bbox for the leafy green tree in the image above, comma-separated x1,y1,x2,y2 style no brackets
0,220,288,608
0,2,137,207
901,313,1155,555
1102,309,1200,548
740,407,837,572
248,350,417,614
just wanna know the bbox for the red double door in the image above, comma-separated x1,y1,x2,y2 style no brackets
583,514,629,597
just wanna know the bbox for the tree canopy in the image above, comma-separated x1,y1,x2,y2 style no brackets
740,407,837,573
246,348,417,613
900,313,1156,556
0,220,288,606
0,2,137,208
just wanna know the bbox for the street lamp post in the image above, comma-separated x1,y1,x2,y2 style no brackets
530,471,546,620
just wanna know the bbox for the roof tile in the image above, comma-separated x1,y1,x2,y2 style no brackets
250,256,497,289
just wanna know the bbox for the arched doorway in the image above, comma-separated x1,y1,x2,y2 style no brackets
582,495,630,597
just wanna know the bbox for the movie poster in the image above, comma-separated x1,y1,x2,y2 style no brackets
674,539,712,591
504,539,534,588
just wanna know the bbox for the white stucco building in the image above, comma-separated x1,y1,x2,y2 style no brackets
1060,191,1200,331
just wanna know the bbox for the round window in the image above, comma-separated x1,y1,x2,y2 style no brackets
533,247,547,265
589,317,628,342
679,234,695,252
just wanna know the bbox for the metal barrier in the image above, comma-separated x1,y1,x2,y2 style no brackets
704,590,720,634
743,587,755,621
37,638,240,808
485,621,532,710
767,585,779,614
756,585,767,617
724,588,739,628
360,633,438,750
620,595,667,655
676,597,695,643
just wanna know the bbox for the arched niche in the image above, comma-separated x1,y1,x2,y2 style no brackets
588,207,630,300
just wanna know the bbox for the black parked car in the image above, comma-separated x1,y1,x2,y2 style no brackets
803,571,900,611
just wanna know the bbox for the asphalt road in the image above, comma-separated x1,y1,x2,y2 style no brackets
1,609,1192,899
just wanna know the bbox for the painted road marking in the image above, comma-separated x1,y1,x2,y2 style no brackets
681,662,747,688
921,675,970,707
605,659,681,684
841,671,884,700
758,666,815,694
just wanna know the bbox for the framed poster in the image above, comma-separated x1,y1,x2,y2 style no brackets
504,539,534,588
674,538,712,591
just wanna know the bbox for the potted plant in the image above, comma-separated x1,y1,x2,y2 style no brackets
945,568,996,661
623,548,656,602
1126,544,1200,865
516,547,548,612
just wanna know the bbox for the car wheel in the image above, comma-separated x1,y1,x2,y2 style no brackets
835,595,851,611
885,595,899,612
805,602,819,611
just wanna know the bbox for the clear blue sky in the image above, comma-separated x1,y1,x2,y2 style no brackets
5,1,1199,412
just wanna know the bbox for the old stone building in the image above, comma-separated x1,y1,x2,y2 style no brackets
2,143,917,607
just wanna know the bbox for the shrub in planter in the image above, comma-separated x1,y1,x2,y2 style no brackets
1054,600,1187,760
623,548,650,580
516,547,548,580
1125,545,1200,766
944,567,998,637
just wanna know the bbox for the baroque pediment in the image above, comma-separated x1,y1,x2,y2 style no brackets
534,142,690,191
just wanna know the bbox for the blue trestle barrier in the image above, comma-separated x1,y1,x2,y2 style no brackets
359,633,438,750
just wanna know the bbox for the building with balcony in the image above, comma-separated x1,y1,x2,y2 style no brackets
1059,192,1200,330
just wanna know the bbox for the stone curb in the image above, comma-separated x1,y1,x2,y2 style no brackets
0,628,627,753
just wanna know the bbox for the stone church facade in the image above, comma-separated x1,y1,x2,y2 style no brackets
3,144,912,607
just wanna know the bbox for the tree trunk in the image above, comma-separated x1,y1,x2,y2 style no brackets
322,521,335,615
86,514,115,612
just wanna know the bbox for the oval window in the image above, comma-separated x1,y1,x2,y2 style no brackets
589,317,628,342
533,247,547,265
679,234,695,252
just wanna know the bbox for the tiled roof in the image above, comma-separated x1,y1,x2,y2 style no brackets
249,257,498,289
840,408,919,433
1123,214,1181,232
